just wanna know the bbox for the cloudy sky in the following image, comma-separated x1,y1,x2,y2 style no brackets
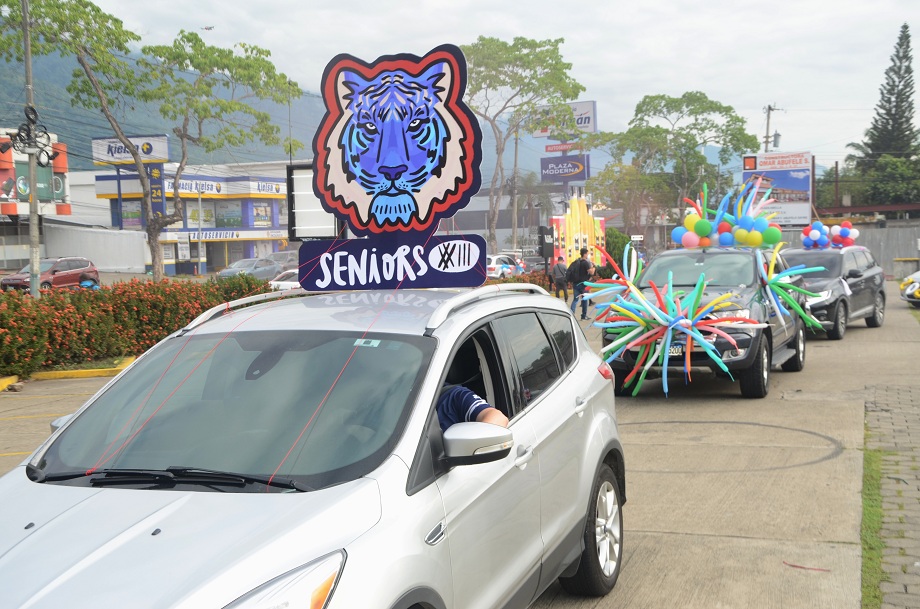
93,0,918,173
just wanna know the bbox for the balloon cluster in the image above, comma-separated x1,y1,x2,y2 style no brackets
670,179,783,249
800,220,859,249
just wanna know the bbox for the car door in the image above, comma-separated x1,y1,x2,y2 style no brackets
842,251,869,314
855,250,882,312
494,311,595,593
436,326,542,609
765,254,795,350
49,260,70,288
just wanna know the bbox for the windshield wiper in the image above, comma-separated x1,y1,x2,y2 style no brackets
28,465,310,492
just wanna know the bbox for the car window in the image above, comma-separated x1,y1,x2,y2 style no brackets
863,250,878,268
782,251,842,278
71,260,88,271
493,313,561,409
639,251,755,287
854,250,872,271
843,252,859,275
540,312,576,370
41,330,435,491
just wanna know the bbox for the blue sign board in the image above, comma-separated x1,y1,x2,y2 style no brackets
540,155,590,183
298,233,488,291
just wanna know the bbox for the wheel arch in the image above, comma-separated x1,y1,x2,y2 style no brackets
387,587,448,609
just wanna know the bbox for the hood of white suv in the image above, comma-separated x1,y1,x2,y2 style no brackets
0,469,380,609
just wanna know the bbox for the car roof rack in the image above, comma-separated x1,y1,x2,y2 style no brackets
425,283,549,333
181,288,308,333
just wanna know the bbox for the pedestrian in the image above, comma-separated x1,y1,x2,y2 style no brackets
550,256,568,302
568,248,595,320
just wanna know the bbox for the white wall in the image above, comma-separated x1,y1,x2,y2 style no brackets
44,224,148,272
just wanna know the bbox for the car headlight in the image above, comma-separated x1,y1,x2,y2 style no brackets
224,550,345,609
710,308,750,320
805,290,830,306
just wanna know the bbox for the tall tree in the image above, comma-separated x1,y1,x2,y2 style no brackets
0,1,299,281
626,91,759,217
461,36,584,253
847,23,919,171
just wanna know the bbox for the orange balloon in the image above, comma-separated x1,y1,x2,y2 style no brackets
699,237,711,247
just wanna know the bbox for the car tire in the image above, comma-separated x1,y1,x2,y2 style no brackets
781,320,806,372
40,282,52,290
559,463,623,596
739,334,770,399
866,292,885,327
911,302,920,309
826,301,847,340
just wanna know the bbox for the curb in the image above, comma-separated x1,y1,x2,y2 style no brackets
27,357,136,381
0,375,19,392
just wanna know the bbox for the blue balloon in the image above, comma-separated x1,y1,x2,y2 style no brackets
718,232,734,246
802,237,814,248
752,217,769,233
738,215,755,230
817,235,829,247
839,227,850,238
813,221,824,232
671,226,688,243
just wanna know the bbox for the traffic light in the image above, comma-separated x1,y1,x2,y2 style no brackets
538,226,554,259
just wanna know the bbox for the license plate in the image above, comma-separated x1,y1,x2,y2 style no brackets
668,344,683,356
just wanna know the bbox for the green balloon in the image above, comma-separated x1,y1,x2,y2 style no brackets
762,226,782,244
693,219,712,237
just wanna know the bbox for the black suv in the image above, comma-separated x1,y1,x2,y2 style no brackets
782,245,885,340
603,247,807,398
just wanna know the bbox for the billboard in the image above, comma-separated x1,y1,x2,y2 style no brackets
540,154,590,183
91,134,169,165
741,152,813,227
533,101,597,138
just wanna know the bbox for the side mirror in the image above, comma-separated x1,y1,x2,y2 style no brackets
441,422,513,467
50,413,74,433
847,269,863,279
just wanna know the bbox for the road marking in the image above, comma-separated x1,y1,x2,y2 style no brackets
0,414,68,421
0,452,30,457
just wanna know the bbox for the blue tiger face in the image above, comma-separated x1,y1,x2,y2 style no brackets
338,65,449,225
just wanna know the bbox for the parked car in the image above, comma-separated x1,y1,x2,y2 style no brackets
523,256,549,274
782,245,885,340
217,257,282,281
486,254,524,279
269,269,302,291
1,256,99,291
267,249,299,271
0,284,626,608
900,270,920,309
604,247,807,398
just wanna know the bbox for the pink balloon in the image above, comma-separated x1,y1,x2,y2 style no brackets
681,232,700,248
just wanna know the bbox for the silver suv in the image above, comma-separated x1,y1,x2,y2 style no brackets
1,284,625,609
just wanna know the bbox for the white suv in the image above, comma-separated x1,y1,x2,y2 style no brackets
0,284,625,609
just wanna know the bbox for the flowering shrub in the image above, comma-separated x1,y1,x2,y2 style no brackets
0,275,271,378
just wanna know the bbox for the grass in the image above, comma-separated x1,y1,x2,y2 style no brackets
861,447,888,609
46,356,126,371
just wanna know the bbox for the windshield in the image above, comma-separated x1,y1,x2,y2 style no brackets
230,259,257,269
639,251,755,288
782,251,842,279
37,330,433,491
18,261,56,274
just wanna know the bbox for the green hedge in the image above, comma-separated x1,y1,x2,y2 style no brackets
0,275,271,378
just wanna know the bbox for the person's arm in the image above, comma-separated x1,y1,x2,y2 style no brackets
476,407,509,427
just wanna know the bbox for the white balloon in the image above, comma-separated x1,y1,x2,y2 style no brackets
850,228,860,239
809,230,820,240
830,225,841,236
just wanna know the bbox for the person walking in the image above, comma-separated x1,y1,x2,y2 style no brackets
569,248,595,320
550,256,568,302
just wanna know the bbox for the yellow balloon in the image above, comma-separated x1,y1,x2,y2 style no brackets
684,214,701,231
747,231,763,247
734,228,749,244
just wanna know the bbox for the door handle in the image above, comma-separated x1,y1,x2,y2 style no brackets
515,445,534,468
425,521,446,545
574,396,588,415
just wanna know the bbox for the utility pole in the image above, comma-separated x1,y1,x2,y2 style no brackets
511,128,519,252
197,187,203,276
21,0,39,299
763,103,783,153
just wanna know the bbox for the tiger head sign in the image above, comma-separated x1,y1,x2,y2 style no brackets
313,44,482,235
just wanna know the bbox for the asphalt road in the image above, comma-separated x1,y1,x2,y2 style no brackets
1,282,918,608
